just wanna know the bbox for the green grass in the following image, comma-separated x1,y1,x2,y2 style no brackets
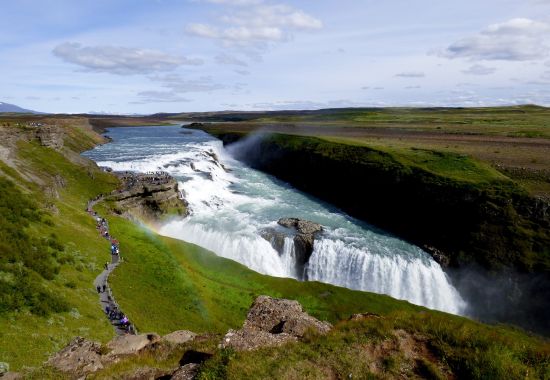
196,312,550,380
0,131,119,370
1,116,549,378
105,213,421,335
179,105,550,138
318,136,509,184
85,209,550,379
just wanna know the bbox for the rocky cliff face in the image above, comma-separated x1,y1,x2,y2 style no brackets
36,125,64,150
108,172,187,227
261,218,323,279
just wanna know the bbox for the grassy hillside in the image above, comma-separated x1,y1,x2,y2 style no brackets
101,213,421,335
0,120,119,370
1,115,549,379
29,203,550,379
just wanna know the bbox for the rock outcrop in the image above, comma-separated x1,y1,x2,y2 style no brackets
46,337,104,377
171,363,200,380
262,218,323,279
221,295,331,351
278,218,322,268
43,297,331,377
107,172,187,226
163,330,197,345
106,333,160,356
46,334,159,374
36,125,63,150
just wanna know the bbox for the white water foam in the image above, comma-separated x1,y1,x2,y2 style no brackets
307,238,465,314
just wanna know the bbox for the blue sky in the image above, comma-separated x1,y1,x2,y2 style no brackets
1,0,549,113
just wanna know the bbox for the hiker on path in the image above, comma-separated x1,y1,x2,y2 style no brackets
102,284,106,293
96,286,101,293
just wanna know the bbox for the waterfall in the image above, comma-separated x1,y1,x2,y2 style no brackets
307,238,465,314
161,219,289,278
84,125,467,316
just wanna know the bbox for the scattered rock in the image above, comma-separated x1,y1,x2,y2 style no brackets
171,363,200,380
0,372,22,380
46,337,104,376
349,312,381,321
179,350,213,366
0,362,9,375
163,330,197,345
106,333,161,356
221,328,296,351
221,295,332,351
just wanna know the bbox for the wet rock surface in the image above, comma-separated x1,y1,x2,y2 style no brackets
278,218,324,278
278,218,323,236
221,295,332,351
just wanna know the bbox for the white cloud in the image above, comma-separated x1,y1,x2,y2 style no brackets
215,53,248,66
221,4,322,30
188,24,284,42
53,43,202,75
133,91,191,103
395,71,425,78
151,74,226,93
462,64,496,75
186,3,321,46
249,99,367,110
442,18,550,61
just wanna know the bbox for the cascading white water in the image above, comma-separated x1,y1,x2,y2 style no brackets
83,125,467,315
307,239,463,314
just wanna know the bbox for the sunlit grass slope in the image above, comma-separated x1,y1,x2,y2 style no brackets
0,122,119,370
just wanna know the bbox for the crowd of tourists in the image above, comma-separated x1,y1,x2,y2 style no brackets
87,199,136,335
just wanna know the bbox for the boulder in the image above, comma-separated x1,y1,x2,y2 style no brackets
278,218,323,235
46,337,104,376
277,218,323,278
243,295,331,336
171,363,200,380
221,328,297,351
162,330,197,345
106,333,160,356
221,296,332,351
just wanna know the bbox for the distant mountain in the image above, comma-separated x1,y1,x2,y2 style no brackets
0,101,41,114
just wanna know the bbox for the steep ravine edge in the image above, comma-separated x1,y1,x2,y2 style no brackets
207,131,550,334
